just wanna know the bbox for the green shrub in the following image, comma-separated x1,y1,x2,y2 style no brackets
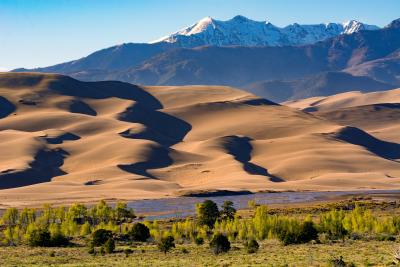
245,238,259,253
318,210,348,240
91,229,113,246
129,223,150,242
124,248,133,257
327,256,356,267
181,247,189,254
88,247,95,255
50,233,69,247
158,235,175,254
210,233,230,255
104,238,115,253
277,221,318,245
195,236,204,245
28,229,51,247
375,233,396,241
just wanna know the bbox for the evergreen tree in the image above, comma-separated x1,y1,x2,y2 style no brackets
91,229,113,246
220,201,236,221
129,222,150,242
196,200,219,228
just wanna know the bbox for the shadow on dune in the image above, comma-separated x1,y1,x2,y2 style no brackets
56,99,97,116
113,85,192,178
368,103,400,112
333,126,400,160
2,74,192,181
221,135,284,182
241,98,279,106
0,148,68,189
117,102,192,177
41,132,81,144
118,145,173,178
118,103,192,147
0,96,16,119
48,77,163,109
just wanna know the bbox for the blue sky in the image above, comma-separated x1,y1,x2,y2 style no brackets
0,0,399,70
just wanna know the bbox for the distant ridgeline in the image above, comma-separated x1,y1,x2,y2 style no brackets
13,17,400,102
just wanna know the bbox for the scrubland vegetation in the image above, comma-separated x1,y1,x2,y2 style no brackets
1,199,400,266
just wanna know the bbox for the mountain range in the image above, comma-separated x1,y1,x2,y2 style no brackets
152,15,379,47
13,16,400,102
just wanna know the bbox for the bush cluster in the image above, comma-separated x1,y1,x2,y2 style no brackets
28,229,69,247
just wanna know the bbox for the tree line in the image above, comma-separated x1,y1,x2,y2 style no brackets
1,199,399,255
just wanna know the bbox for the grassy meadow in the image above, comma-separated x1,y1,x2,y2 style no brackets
0,239,397,266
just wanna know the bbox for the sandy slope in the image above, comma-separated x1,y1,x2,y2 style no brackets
0,73,399,207
283,88,400,112
284,88,400,143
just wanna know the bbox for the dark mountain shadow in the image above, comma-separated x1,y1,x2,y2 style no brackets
0,96,16,119
221,135,284,182
0,148,68,189
333,126,400,160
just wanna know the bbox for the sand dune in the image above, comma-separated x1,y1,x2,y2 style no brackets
0,73,399,206
285,88,400,143
284,88,400,112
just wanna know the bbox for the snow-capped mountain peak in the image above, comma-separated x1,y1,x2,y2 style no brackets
151,16,380,47
343,20,380,34
185,16,215,35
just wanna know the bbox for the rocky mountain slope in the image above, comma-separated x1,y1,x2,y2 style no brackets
12,18,400,102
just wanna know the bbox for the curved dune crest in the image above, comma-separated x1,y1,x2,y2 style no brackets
0,73,400,205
